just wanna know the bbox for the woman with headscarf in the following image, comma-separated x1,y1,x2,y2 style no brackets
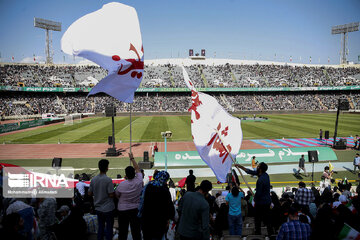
139,170,175,240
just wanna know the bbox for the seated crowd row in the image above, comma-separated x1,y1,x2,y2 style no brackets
1,92,360,117
1,63,360,88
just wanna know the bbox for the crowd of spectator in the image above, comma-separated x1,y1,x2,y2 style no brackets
0,64,107,88
2,63,360,89
1,92,359,116
1,157,360,240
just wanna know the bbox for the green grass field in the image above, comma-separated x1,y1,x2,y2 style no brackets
1,113,359,144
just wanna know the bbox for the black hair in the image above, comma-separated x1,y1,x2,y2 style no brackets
299,182,306,188
258,162,268,172
83,202,92,213
98,159,109,172
288,207,298,216
199,180,212,193
231,187,239,197
3,213,21,229
189,169,193,175
324,166,329,171
299,214,308,224
125,166,136,179
169,178,175,188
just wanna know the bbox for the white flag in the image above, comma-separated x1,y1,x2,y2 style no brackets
182,66,243,182
61,2,143,103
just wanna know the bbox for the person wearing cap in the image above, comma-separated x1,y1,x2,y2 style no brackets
178,180,213,240
57,205,70,223
236,162,273,236
276,207,311,240
54,205,87,239
115,152,143,240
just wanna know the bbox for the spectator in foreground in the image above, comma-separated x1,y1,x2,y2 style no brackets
5,199,35,240
178,180,213,240
140,170,175,240
276,207,311,240
295,182,314,209
185,169,196,192
76,175,90,197
54,205,87,240
115,153,143,240
89,159,115,240
236,162,273,236
83,202,98,234
0,212,26,240
226,186,245,236
37,198,57,239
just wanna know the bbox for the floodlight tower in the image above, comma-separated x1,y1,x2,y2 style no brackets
34,18,61,64
331,22,359,65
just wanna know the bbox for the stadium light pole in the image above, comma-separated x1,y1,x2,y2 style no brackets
331,22,359,64
34,18,61,64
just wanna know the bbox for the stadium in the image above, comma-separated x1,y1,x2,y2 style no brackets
1,1,360,240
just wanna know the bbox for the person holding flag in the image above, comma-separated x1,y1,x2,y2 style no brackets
235,162,273,236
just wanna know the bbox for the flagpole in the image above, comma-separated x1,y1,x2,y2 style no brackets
129,103,132,165
215,129,254,195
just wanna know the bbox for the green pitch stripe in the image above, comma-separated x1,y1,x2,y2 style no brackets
268,114,352,129
140,116,169,142
73,117,138,143
260,115,358,137
0,117,96,143
115,116,152,142
178,115,191,127
242,123,284,139
166,116,192,141
270,114,358,125
70,117,122,143
39,117,124,144
10,117,104,144
270,115,356,133
265,116,325,134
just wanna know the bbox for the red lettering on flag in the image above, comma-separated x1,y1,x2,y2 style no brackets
207,123,232,164
112,43,144,79
188,90,202,120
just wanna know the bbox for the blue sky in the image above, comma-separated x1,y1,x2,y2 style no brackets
0,0,359,64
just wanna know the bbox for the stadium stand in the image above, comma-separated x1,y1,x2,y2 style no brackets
1,91,360,116
2,63,360,88
1,62,360,118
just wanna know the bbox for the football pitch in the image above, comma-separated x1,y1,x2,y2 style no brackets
1,113,359,144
